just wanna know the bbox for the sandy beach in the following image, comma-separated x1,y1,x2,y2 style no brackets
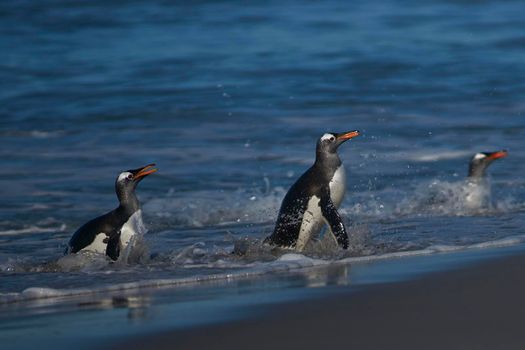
110,251,525,350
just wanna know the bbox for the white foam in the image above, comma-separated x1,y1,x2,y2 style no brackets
22,287,65,298
393,179,517,217
0,224,66,236
119,210,145,261
277,253,325,265
144,186,285,228
3,234,525,305
391,150,472,162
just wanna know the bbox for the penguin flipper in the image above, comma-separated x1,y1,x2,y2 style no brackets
266,195,310,248
106,228,121,261
319,193,349,249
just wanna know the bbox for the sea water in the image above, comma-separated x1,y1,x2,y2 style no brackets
1,0,525,347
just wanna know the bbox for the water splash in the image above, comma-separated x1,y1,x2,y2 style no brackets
144,186,286,228
4,233,525,305
394,179,520,217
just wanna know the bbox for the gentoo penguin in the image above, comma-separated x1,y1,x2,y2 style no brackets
66,164,157,261
465,150,507,208
264,130,360,251
468,150,507,178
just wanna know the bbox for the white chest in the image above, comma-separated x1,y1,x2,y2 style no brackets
83,233,108,254
464,181,491,209
329,165,346,207
295,195,324,252
120,210,144,248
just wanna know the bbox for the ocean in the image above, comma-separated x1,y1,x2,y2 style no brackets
1,0,524,348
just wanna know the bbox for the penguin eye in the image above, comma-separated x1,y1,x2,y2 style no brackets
126,174,133,180
329,136,335,142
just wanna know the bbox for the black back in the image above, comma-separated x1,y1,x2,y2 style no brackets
264,131,360,249
265,154,341,247
66,165,152,260
67,206,134,260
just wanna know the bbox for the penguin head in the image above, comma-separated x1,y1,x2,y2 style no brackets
317,130,360,154
468,150,507,178
115,164,157,203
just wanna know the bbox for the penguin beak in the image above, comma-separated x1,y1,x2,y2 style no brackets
487,150,508,160
134,164,158,180
336,130,360,142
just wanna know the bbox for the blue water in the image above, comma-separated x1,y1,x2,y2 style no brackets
1,0,525,334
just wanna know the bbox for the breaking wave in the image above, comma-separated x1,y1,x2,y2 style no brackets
394,179,521,217
144,185,286,228
0,218,67,236
2,232,525,305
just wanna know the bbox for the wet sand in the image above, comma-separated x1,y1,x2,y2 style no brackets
110,252,525,350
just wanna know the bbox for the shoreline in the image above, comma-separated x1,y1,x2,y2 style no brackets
4,235,525,305
110,249,525,350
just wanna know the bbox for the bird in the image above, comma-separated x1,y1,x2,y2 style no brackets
468,150,508,178
464,150,507,209
66,164,157,260
264,130,360,251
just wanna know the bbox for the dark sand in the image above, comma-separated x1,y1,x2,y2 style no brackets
111,252,525,350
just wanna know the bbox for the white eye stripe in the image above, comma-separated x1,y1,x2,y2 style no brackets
473,153,486,160
117,172,133,182
321,133,335,141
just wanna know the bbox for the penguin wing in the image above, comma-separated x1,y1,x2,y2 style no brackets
265,195,310,248
319,190,349,249
67,225,94,254
106,228,121,261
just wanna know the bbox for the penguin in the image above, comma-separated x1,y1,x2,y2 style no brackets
468,150,507,178
264,130,360,251
464,150,507,208
66,164,157,261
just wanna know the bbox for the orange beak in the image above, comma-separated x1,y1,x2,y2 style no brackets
337,130,360,141
134,163,158,180
487,150,508,160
